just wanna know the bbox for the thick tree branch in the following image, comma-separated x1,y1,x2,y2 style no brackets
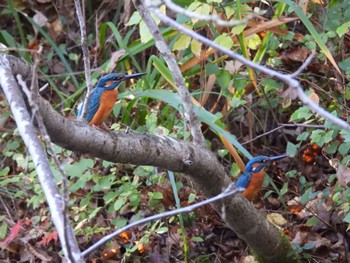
1,54,293,262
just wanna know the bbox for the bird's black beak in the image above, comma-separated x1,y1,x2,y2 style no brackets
122,72,146,81
268,154,288,162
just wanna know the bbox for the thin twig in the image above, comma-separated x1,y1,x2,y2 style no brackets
149,8,350,132
289,51,316,78
148,0,248,27
0,55,84,262
241,122,326,145
74,0,93,120
134,0,206,146
82,184,243,256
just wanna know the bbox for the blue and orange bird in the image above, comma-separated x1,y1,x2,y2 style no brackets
78,72,146,125
235,155,287,201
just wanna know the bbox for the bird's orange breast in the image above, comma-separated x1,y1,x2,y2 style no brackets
242,168,265,201
89,89,119,125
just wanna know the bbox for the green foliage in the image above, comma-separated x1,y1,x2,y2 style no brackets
2,0,350,260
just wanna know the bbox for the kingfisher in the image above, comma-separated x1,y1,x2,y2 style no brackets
236,155,287,201
78,72,146,125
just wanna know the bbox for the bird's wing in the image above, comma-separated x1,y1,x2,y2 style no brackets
235,172,251,189
77,88,103,122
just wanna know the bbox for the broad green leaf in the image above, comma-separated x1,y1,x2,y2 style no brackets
126,11,142,26
191,39,202,57
173,34,191,51
214,34,233,50
231,23,247,35
261,78,284,93
339,142,350,155
344,213,350,224
225,6,235,18
247,34,261,50
286,142,299,157
149,192,163,199
290,106,313,121
336,21,350,37
0,223,7,239
191,3,210,23
217,70,232,90
114,198,125,211
188,193,196,203
310,130,334,146
156,227,168,234
230,98,246,108
191,236,204,242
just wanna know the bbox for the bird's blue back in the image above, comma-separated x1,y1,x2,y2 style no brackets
235,156,269,188
77,87,105,122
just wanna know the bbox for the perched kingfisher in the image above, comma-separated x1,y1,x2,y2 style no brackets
236,155,287,201
78,72,146,125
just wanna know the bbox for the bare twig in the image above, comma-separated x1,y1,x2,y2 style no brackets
133,0,206,146
241,122,325,145
18,46,76,261
147,0,248,27
149,8,350,132
74,0,93,120
0,55,84,262
82,184,243,256
289,51,316,78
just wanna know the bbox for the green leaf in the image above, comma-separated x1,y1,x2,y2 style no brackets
297,131,310,142
156,227,168,234
339,57,350,73
286,142,299,157
188,193,196,203
336,21,350,37
310,130,334,147
111,216,128,228
230,98,246,108
104,191,119,204
231,23,247,35
326,141,339,154
261,78,284,93
338,142,350,155
191,236,204,242
340,130,350,142
152,56,175,86
247,34,262,50
0,222,7,239
173,34,192,51
343,212,350,223
88,207,102,220
191,39,202,57
149,192,163,200
216,70,232,90
225,6,235,18
214,34,233,50
280,183,288,196
114,198,125,211
300,187,313,204
191,3,210,23
290,106,313,121
126,11,142,26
